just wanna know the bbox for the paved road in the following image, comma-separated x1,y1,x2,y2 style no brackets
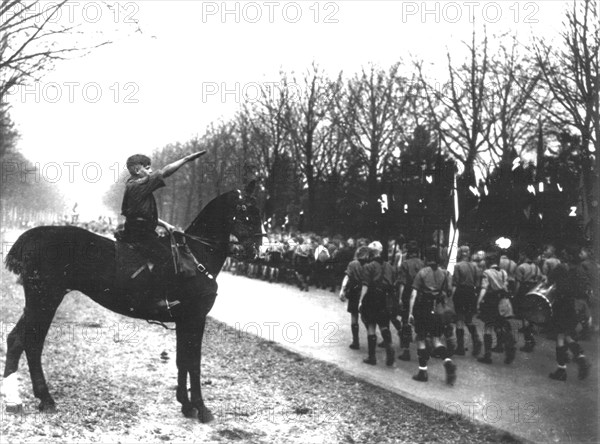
210,272,599,444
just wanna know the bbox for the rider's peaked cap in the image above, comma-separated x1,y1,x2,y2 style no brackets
126,154,151,170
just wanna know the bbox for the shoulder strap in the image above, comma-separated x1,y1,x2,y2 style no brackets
501,269,507,284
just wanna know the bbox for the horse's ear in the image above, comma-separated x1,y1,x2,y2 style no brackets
244,180,257,196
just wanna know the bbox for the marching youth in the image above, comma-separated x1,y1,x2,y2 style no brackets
408,246,457,385
476,251,517,365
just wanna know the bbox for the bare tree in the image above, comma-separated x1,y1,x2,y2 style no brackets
284,64,341,230
485,36,544,166
248,79,293,219
534,0,599,251
0,0,115,101
416,28,494,182
415,27,498,232
337,63,410,226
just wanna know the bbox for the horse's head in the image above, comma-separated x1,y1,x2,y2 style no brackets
229,180,264,260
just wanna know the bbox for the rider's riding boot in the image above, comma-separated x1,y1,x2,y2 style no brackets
149,266,180,315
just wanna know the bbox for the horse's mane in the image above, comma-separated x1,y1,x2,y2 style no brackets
185,189,240,235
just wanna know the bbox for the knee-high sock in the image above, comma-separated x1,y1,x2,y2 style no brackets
467,324,480,342
381,328,392,345
401,324,412,349
556,345,569,366
523,324,535,343
351,323,359,344
457,328,465,347
367,335,377,360
501,322,515,348
568,341,583,357
483,333,493,355
434,345,448,360
417,348,429,368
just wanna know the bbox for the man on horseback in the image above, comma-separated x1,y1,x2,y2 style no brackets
122,151,206,240
120,150,206,313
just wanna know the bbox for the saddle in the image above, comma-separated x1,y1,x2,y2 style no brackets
114,223,213,299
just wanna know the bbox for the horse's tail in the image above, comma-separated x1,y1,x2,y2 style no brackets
4,227,50,281
4,230,30,280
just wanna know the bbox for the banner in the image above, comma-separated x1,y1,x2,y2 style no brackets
447,171,459,275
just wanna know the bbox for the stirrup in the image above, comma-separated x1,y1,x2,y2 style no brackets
156,299,181,316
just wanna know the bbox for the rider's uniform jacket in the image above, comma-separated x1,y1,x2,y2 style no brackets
121,171,166,230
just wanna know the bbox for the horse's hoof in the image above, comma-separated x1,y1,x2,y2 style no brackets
181,405,198,418
38,400,57,413
5,403,23,414
198,407,214,423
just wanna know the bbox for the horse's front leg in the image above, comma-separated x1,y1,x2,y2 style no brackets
189,316,213,423
176,322,194,418
176,318,213,422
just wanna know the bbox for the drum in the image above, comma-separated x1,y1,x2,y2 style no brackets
515,282,556,324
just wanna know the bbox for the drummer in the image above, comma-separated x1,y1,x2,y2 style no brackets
547,245,590,381
514,244,543,353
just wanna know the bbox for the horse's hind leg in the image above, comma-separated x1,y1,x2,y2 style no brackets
2,314,26,412
21,283,65,412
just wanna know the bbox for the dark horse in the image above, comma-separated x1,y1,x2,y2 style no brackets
2,182,263,422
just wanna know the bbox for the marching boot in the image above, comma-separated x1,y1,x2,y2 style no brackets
349,324,360,350
491,326,504,352
412,348,429,382
363,335,377,365
576,355,590,380
455,328,466,356
477,334,493,364
504,345,516,364
381,327,393,348
549,368,567,381
503,324,517,364
520,325,536,352
398,349,411,361
380,328,395,366
445,328,457,358
385,345,395,367
444,359,457,386
412,369,428,382
399,325,412,360
550,346,568,381
568,342,590,380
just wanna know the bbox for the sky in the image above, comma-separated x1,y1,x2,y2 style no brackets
5,0,571,220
